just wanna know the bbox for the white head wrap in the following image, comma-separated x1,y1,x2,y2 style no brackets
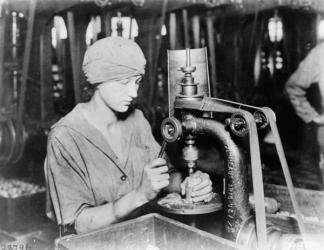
82,37,146,84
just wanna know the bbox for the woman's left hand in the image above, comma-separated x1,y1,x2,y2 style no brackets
180,170,213,203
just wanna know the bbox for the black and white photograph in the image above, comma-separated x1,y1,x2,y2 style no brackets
0,0,324,249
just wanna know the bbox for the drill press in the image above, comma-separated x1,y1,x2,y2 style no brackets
156,48,223,214
158,47,308,250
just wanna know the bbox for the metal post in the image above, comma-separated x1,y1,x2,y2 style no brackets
17,0,36,125
0,1,6,109
192,15,200,48
206,12,217,97
182,9,189,48
40,20,54,121
169,13,176,50
67,11,80,104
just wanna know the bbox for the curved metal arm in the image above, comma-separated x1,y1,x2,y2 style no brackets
183,115,250,240
175,97,268,249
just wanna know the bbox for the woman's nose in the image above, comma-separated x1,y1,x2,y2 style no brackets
128,81,138,98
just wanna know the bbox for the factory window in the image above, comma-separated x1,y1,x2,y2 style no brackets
161,24,167,36
50,16,67,110
85,15,102,46
51,16,68,49
85,14,139,45
268,10,283,43
254,12,285,85
110,13,138,39
317,19,324,41
266,11,284,73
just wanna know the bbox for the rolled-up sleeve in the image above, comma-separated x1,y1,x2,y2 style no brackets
285,47,321,123
45,135,95,226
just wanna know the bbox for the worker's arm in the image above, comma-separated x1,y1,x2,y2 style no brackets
312,114,324,125
285,46,322,123
75,158,169,234
75,190,146,234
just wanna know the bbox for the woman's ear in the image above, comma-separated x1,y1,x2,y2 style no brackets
81,83,98,102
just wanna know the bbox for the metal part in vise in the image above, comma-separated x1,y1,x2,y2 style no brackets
182,135,198,175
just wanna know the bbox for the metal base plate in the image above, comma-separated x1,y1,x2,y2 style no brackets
151,193,223,215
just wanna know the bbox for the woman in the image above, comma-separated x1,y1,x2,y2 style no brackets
44,37,213,235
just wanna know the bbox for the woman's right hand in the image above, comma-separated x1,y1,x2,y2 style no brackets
136,158,170,202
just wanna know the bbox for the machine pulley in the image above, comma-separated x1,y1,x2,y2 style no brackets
0,116,27,166
161,117,182,143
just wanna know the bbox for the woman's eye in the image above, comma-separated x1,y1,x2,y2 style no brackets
119,77,141,86
119,80,129,85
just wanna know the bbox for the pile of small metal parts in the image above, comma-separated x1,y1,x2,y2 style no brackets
0,177,45,198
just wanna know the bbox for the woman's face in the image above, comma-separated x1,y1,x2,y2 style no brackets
97,75,142,113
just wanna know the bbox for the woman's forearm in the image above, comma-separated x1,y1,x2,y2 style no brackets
75,189,147,234
75,171,182,234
